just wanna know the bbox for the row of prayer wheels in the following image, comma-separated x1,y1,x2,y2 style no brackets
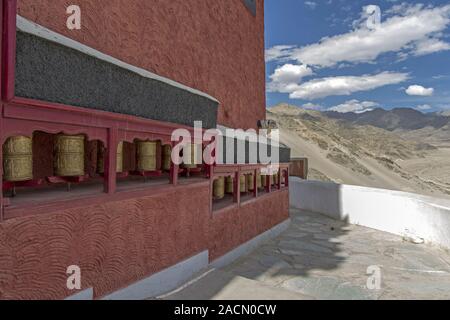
2,135,180,182
98,140,163,174
3,134,90,181
213,172,280,200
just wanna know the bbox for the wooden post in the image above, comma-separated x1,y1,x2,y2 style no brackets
104,128,118,194
277,168,281,190
266,170,271,193
253,169,258,198
285,168,289,187
0,114,3,222
170,140,179,186
2,0,17,102
234,170,240,205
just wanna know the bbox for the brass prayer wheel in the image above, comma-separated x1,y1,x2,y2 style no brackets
213,176,225,200
240,175,247,193
54,135,85,177
162,144,172,171
261,174,272,187
97,141,124,174
183,143,202,169
273,172,279,186
3,136,33,182
225,176,234,194
247,173,255,191
136,141,158,172
261,174,266,188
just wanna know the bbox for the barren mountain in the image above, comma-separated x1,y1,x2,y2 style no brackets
325,108,449,131
268,103,450,199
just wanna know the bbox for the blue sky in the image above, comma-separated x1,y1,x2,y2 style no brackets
265,0,450,113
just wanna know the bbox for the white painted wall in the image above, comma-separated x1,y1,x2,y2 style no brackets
290,177,450,249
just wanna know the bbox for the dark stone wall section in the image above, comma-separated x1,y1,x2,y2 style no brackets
15,32,219,128
218,136,291,164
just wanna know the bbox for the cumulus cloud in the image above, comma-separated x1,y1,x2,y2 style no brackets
267,64,313,93
405,85,434,96
266,4,450,67
285,71,408,100
328,100,379,113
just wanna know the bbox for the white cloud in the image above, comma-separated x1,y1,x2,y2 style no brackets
413,38,450,56
268,64,313,93
328,100,378,113
265,45,295,63
415,104,432,111
302,103,323,110
304,1,317,9
286,71,409,100
406,85,434,96
266,4,450,67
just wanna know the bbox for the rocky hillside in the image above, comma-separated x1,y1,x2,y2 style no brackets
268,103,450,199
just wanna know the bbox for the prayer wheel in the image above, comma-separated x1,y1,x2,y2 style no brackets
136,141,158,172
273,172,279,186
183,143,202,169
97,141,124,174
247,173,255,192
54,135,85,177
162,144,172,171
116,141,124,173
213,176,225,200
261,174,273,188
261,174,266,188
225,176,234,194
240,175,247,193
3,136,33,182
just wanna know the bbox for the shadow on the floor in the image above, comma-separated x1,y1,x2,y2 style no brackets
164,187,354,300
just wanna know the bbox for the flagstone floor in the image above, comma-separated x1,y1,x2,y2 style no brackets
163,208,450,300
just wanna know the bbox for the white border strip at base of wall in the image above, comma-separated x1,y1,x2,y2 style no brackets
65,288,94,300
66,219,290,300
102,251,209,300
210,219,291,269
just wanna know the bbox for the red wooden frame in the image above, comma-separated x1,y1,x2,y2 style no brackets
0,0,290,222
0,0,210,221
211,163,289,214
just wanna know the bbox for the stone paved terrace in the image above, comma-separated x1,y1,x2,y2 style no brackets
163,208,450,300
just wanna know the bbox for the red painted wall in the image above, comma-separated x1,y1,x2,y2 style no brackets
17,0,267,130
0,0,291,301
0,184,288,299
209,191,289,261
0,183,210,299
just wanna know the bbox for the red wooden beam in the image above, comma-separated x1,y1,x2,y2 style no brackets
104,128,118,194
169,140,179,186
233,170,240,204
1,0,16,102
253,169,258,198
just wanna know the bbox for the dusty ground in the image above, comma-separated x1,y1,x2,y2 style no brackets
162,209,450,300
400,148,450,188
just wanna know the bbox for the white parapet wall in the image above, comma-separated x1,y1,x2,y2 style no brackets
289,177,450,250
